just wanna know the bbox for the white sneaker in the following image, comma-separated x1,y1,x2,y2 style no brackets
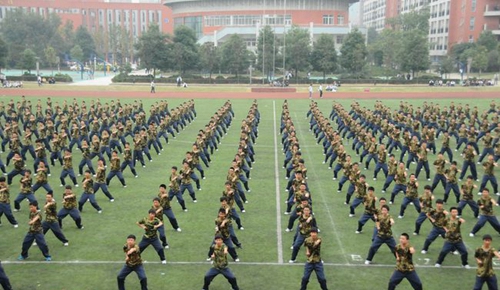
183,209,188,212
421,250,427,254
427,178,431,181
285,228,291,232
382,190,386,193
284,212,290,215
290,246,294,250
373,178,377,181
48,174,51,177
98,210,102,214
161,260,167,264
63,242,69,246
234,258,240,262
241,210,246,213
60,184,64,187
413,232,418,236
398,215,404,219
453,250,459,255
349,214,355,217
164,245,169,249
389,201,393,205
463,265,471,269
75,184,79,187
364,260,371,265
176,228,182,232
435,263,441,268
333,177,337,180
206,258,211,262
469,233,475,237
110,199,114,202
355,230,361,234
13,224,19,228
288,260,295,264
239,227,244,231
135,175,138,178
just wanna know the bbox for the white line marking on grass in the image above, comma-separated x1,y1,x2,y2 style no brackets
293,112,350,264
1,260,470,269
273,100,284,264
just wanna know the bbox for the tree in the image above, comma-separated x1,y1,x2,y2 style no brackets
74,26,96,61
285,26,311,82
44,46,58,75
398,30,429,77
21,48,37,74
487,50,500,72
435,56,455,78
134,23,169,75
220,34,250,80
340,29,368,74
310,34,337,81
70,45,84,63
387,8,430,32
0,37,8,72
199,42,219,82
169,25,199,74
256,26,281,80
366,27,379,45
477,31,498,51
0,9,62,68
465,45,488,76
59,20,75,54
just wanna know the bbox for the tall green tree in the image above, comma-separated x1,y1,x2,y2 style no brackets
70,45,84,63
134,23,169,75
340,28,367,74
0,9,62,67
387,8,430,32
477,31,498,51
465,45,489,76
0,37,8,72
74,26,96,61
256,26,281,80
285,26,311,82
169,25,199,74
398,30,429,78
310,34,337,81
21,48,37,74
44,46,58,75
59,20,75,54
220,34,250,79
199,42,219,82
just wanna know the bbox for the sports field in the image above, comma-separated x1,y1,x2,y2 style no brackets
0,88,498,290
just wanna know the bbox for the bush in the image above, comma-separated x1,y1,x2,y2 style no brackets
7,74,73,83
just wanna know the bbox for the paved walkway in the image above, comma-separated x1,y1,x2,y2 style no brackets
69,75,114,86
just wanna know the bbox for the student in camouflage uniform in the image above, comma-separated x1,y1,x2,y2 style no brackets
207,208,239,262
179,161,197,202
92,159,114,202
158,184,181,231
202,234,240,290
479,154,498,195
470,188,500,237
398,174,421,218
151,198,169,249
59,149,78,187
78,170,102,213
459,143,478,181
421,199,447,254
7,153,25,185
42,193,69,246
390,163,408,204
18,201,51,261
474,234,500,290
457,176,479,218
356,186,377,234
434,207,469,268
413,185,434,235
57,185,83,229
32,161,52,195
365,205,396,264
290,206,316,263
0,176,18,227
300,227,328,290
106,150,126,187
387,233,422,290
0,260,12,290
168,166,187,211
443,161,461,204
120,143,138,178
13,169,36,211
117,234,148,290
136,209,166,264
349,174,368,217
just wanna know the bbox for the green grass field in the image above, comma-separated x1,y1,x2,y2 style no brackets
1,96,498,290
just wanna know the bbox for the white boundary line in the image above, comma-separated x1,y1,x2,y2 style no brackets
273,100,284,264
294,112,351,265
0,260,471,269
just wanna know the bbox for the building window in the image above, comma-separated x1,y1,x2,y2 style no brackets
336,35,343,44
323,15,333,25
338,15,344,25
469,35,473,43
471,0,476,12
469,17,475,30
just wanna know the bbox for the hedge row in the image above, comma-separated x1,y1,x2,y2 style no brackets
5,74,73,83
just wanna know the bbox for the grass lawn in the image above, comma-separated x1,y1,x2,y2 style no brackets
0,96,498,290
